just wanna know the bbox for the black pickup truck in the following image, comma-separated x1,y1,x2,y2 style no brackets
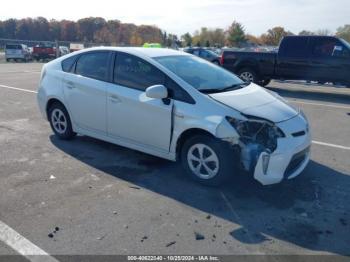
220,35,350,87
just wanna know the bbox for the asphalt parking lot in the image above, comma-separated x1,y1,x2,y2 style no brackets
0,62,349,260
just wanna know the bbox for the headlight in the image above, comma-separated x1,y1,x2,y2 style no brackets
225,116,285,138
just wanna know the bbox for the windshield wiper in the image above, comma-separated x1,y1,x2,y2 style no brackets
220,82,249,91
199,82,249,94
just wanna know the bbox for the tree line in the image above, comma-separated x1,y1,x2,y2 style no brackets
0,17,177,46
182,22,350,47
0,17,349,47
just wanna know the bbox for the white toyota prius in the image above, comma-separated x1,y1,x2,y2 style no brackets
37,47,311,186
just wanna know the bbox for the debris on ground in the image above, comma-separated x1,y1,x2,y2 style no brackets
97,235,106,240
141,236,148,242
129,186,140,190
48,226,60,239
194,232,205,240
206,215,211,220
49,175,56,180
166,241,176,247
113,211,118,215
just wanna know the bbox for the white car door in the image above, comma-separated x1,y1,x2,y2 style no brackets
107,52,173,152
63,51,111,135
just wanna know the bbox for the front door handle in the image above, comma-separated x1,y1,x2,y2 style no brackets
109,94,121,103
66,81,75,89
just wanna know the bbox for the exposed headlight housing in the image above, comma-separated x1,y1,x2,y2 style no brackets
226,116,285,152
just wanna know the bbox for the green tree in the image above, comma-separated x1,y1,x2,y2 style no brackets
336,24,350,42
3,19,17,39
181,32,192,47
227,21,246,47
260,26,292,45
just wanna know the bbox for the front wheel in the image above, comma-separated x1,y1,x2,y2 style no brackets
48,102,76,140
181,135,237,186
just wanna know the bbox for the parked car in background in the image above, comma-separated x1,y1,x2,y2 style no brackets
183,47,221,65
221,35,350,87
69,43,84,52
5,44,31,62
33,43,56,61
59,46,70,56
37,47,311,186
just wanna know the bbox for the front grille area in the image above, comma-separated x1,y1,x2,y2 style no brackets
284,147,310,178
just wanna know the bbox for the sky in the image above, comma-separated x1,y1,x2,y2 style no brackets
1,0,349,36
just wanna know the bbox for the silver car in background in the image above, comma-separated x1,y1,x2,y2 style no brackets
5,44,31,62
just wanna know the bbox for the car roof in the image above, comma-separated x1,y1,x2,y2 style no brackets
76,46,189,58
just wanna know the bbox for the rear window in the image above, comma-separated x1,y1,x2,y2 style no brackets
279,37,309,57
6,44,22,50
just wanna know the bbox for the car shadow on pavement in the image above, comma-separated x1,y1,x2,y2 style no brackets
50,135,350,255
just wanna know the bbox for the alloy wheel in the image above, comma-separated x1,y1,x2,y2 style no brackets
51,108,67,134
187,143,219,179
240,71,254,82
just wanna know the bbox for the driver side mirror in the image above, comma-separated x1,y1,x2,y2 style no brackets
145,85,168,99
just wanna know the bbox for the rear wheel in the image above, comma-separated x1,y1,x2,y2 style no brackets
238,68,259,84
181,135,237,186
212,60,220,66
48,102,76,140
6,59,9,62
260,79,271,87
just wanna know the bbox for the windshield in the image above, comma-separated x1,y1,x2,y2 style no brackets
154,55,244,93
340,38,350,50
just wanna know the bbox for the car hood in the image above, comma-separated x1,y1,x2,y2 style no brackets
208,83,299,123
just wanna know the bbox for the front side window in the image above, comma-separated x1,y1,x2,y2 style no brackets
75,52,109,81
114,52,165,91
154,55,244,93
312,38,338,57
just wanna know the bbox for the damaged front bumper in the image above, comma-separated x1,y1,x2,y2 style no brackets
242,115,311,185
253,137,311,185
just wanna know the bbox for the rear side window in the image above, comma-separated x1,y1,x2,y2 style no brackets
114,52,165,91
279,37,308,57
75,52,109,81
61,56,77,73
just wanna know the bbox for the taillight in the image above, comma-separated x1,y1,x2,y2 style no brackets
220,54,224,65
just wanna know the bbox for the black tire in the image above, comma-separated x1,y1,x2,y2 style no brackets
260,79,271,87
181,135,237,186
212,60,220,66
238,67,259,84
6,59,9,62
48,102,76,140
